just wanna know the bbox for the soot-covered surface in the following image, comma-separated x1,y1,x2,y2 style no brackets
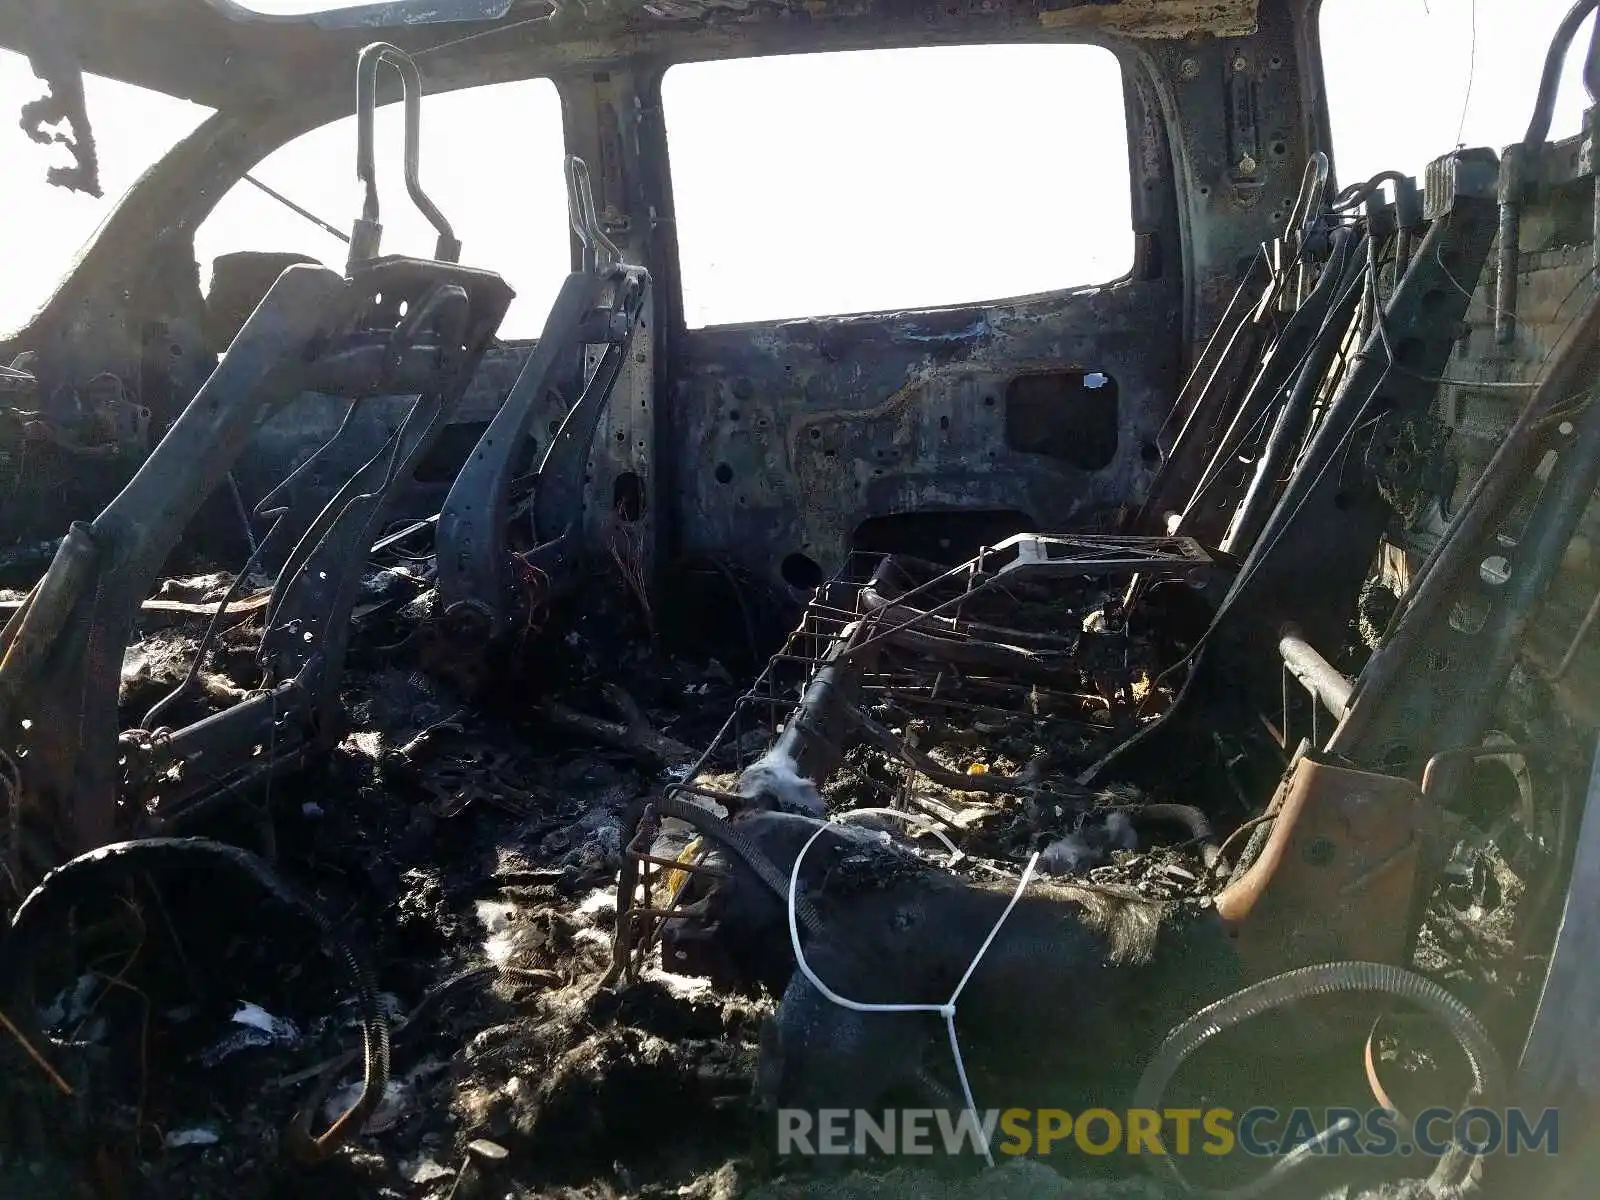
0,562,1544,1200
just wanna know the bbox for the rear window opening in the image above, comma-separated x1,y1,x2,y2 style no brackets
194,78,568,339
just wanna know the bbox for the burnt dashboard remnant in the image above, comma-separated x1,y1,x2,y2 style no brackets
1,1,1600,1199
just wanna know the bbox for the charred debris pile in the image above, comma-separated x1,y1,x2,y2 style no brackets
4,17,1600,1200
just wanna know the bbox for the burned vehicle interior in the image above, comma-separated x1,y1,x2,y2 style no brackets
4,0,1600,1196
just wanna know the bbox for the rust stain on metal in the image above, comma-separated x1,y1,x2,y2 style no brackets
1038,0,1258,37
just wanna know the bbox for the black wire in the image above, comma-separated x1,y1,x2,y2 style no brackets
1456,0,1479,151
1112,255,1396,722
1332,171,1412,212
141,524,278,731
0,837,391,1154
1182,228,1365,517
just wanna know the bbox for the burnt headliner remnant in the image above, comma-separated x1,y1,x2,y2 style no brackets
0,0,1261,118
14,0,100,196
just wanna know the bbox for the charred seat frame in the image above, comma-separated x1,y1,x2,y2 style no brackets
0,43,513,882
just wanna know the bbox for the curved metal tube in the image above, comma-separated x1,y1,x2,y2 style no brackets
1286,150,1330,256
1332,169,1411,213
1526,0,1600,144
353,42,460,262
1277,623,1354,722
1502,0,1600,344
566,154,621,270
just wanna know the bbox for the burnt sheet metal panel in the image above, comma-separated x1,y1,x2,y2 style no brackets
670,277,1182,587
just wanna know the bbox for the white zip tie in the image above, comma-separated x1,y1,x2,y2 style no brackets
785,823,1041,1168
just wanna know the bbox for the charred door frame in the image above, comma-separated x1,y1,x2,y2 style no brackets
623,9,1318,595
3,3,1323,597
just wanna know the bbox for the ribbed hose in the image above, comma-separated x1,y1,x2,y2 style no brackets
1132,961,1502,1199
651,796,828,936
0,837,390,1163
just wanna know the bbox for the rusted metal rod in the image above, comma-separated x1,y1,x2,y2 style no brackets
1555,582,1600,678
1279,624,1353,721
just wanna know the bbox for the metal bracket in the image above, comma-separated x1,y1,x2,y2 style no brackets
435,159,649,665
9,253,512,862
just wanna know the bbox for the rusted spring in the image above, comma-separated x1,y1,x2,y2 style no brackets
1132,962,1501,1198
601,805,659,989
0,837,389,1165
623,845,723,972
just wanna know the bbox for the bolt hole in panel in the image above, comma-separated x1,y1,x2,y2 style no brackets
613,471,646,523
780,552,825,592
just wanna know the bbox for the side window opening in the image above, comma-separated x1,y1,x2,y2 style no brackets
0,50,213,338
194,77,569,339
661,44,1135,329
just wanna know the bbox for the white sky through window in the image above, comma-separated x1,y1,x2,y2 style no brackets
664,44,1133,327
192,79,568,337
1321,0,1590,187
